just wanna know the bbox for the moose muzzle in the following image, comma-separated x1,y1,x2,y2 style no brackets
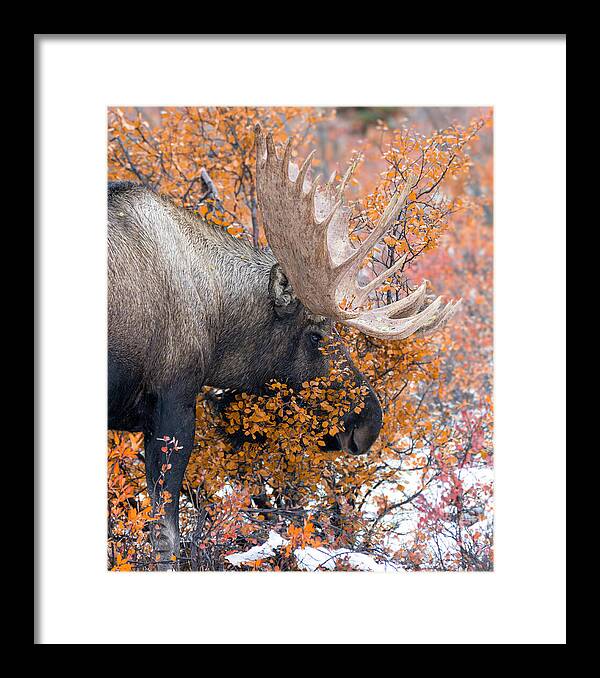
330,385,383,456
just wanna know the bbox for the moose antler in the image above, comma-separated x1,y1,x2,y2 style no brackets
254,125,461,340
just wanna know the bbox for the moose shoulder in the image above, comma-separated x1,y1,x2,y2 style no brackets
108,127,459,568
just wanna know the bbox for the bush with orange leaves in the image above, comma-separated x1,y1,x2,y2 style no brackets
107,106,493,571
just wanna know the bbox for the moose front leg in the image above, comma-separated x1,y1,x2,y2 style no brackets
144,391,195,570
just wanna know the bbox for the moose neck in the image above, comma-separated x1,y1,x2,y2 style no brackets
188,221,286,391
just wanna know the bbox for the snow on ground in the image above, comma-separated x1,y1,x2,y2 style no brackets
294,546,400,572
224,459,493,571
224,435,493,571
359,445,494,565
225,530,398,571
225,531,288,566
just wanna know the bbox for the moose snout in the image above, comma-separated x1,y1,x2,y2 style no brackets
337,387,383,456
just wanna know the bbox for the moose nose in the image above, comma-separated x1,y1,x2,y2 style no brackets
338,387,383,455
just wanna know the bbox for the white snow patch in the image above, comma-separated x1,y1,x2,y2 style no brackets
225,531,288,566
294,546,400,572
225,531,401,572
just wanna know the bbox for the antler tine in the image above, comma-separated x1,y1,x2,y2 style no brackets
254,125,461,340
265,131,278,163
385,280,428,319
337,163,354,200
320,199,343,230
350,253,409,308
338,175,414,275
254,123,266,167
308,174,322,203
345,295,450,341
281,139,293,181
413,299,462,338
296,150,316,195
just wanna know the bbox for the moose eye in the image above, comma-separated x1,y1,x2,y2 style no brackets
309,332,323,346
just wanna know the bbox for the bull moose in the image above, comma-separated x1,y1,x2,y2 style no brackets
108,125,460,568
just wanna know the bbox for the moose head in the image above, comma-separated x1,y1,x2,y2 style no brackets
243,125,461,453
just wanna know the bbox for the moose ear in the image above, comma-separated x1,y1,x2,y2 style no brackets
268,263,299,318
